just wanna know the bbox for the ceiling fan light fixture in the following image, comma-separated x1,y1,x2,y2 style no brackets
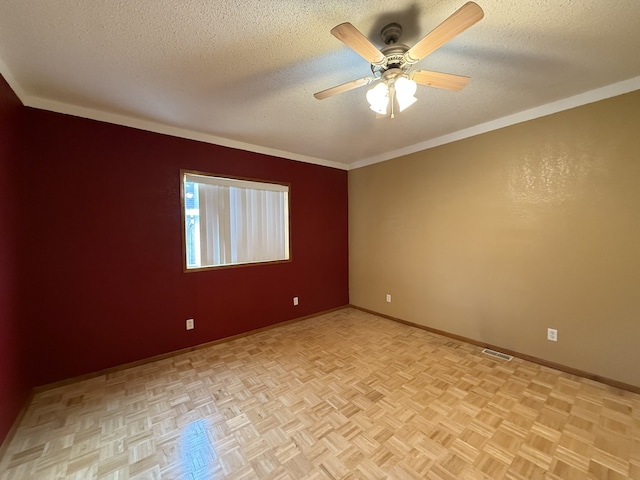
394,76,417,112
367,75,417,117
366,82,389,115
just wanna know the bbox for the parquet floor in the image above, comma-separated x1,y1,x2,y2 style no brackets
1,308,639,479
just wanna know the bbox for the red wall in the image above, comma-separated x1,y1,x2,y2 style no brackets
18,108,349,386
0,76,31,445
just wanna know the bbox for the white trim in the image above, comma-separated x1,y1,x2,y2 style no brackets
3,61,638,172
0,57,28,103
349,76,640,170
21,95,350,171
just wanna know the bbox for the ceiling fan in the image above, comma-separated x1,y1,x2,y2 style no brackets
314,2,484,118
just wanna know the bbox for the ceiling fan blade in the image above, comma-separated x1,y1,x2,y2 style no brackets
411,70,470,91
331,23,387,66
404,2,484,64
314,76,375,100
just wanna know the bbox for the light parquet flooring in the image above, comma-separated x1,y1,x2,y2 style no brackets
1,308,639,479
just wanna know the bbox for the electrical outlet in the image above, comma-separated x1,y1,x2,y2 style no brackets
293,296,299,306
186,318,194,330
386,294,391,303
547,328,557,342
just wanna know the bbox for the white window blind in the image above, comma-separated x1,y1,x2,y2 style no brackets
183,172,290,269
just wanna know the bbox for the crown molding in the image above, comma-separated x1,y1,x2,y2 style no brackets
349,75,640,170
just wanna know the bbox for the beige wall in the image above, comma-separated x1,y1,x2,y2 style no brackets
349,90,640,387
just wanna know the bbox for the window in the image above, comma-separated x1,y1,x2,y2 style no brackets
181,170,290,270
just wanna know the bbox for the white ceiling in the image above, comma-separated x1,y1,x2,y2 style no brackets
1,0,639,170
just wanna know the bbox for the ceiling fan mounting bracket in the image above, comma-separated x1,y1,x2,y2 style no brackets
380,23,403,45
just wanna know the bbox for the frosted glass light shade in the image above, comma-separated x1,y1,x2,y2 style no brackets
366,82,389,115
395,76,417,112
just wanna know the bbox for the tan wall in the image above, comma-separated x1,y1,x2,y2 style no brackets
349,90,640,387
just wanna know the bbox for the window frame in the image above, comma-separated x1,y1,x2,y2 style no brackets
180,169,292,272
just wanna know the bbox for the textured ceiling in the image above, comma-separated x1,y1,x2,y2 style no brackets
0,0,639,169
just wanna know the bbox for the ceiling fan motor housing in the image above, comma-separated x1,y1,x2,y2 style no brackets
372,44,410,76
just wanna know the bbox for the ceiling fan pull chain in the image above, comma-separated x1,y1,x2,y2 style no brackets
390,86,396,119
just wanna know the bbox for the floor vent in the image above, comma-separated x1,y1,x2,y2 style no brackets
482,348,513,361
